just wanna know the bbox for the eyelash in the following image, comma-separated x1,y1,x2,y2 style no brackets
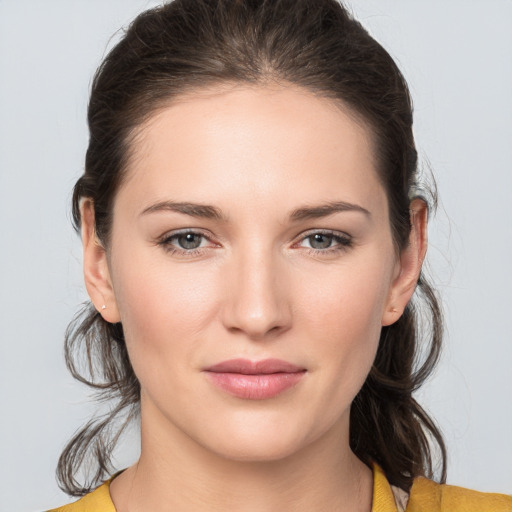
157,229,353,258
157,229,213,258
295,229,353,256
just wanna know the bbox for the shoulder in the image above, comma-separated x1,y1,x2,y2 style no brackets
407,476,512,512
46,480,116,512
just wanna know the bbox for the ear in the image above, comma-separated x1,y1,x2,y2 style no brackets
381,198,428,326
81,199,121,323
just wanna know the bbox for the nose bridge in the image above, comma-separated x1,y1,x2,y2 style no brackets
222,240,291,339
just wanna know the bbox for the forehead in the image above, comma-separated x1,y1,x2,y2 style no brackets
117,83,384,219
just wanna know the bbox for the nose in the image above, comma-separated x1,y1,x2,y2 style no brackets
220,247,292,340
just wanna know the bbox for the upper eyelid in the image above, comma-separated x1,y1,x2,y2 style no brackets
296,228,350,237
160,228,214,241
293,228,352,243
159,228,350,240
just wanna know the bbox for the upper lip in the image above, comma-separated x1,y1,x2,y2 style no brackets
204,358,305,374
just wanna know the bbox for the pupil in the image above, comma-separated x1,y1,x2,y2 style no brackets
179,233,201,249
310,233,332,249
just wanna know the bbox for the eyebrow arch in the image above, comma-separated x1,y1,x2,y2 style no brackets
140,201,227,221
289,201,371,221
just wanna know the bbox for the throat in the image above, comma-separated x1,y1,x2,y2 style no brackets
109,451,373,512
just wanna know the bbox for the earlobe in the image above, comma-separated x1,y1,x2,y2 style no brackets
80,199,121,323
381,198,428,326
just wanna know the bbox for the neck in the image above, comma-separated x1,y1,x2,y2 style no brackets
110,404,373,512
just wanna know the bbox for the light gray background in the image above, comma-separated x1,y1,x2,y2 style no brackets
1,1,511,510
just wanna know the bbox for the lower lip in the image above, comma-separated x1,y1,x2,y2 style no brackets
205,371,306,400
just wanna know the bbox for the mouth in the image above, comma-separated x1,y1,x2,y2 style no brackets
203,358,307,400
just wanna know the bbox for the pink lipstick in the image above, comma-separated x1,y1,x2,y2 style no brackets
204,358,306,400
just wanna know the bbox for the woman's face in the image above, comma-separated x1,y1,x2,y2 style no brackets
88,84,413,461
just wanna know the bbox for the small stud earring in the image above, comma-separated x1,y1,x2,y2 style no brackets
101,304,106,310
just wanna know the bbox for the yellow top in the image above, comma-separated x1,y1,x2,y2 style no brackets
48,464,512,512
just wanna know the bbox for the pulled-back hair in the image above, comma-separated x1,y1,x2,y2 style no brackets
58,0,446,497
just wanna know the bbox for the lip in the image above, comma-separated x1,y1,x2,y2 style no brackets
203,358,306,400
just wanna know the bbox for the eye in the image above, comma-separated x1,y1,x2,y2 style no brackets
305,233,336,250
174,232,205,250
158,229,215,256
297,230,352,254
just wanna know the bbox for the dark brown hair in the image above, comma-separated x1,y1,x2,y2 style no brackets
58,0,446,497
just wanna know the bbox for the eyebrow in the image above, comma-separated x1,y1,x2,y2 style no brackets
140,201,227,221
289,201,371,221
139,200,370,222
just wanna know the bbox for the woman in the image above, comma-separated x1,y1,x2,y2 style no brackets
45,1,511,511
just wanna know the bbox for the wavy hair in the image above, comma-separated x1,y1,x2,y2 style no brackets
58,0,446,496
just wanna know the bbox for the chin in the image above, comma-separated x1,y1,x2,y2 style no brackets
193,414,319,463
211,437,306,463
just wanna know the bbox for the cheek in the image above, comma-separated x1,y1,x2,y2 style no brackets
109,249,222,373
295,256,394,395
298,258,393,343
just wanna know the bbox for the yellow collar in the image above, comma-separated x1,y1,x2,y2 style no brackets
372,463,402,511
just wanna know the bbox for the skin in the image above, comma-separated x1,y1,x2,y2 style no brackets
81,83,428,512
